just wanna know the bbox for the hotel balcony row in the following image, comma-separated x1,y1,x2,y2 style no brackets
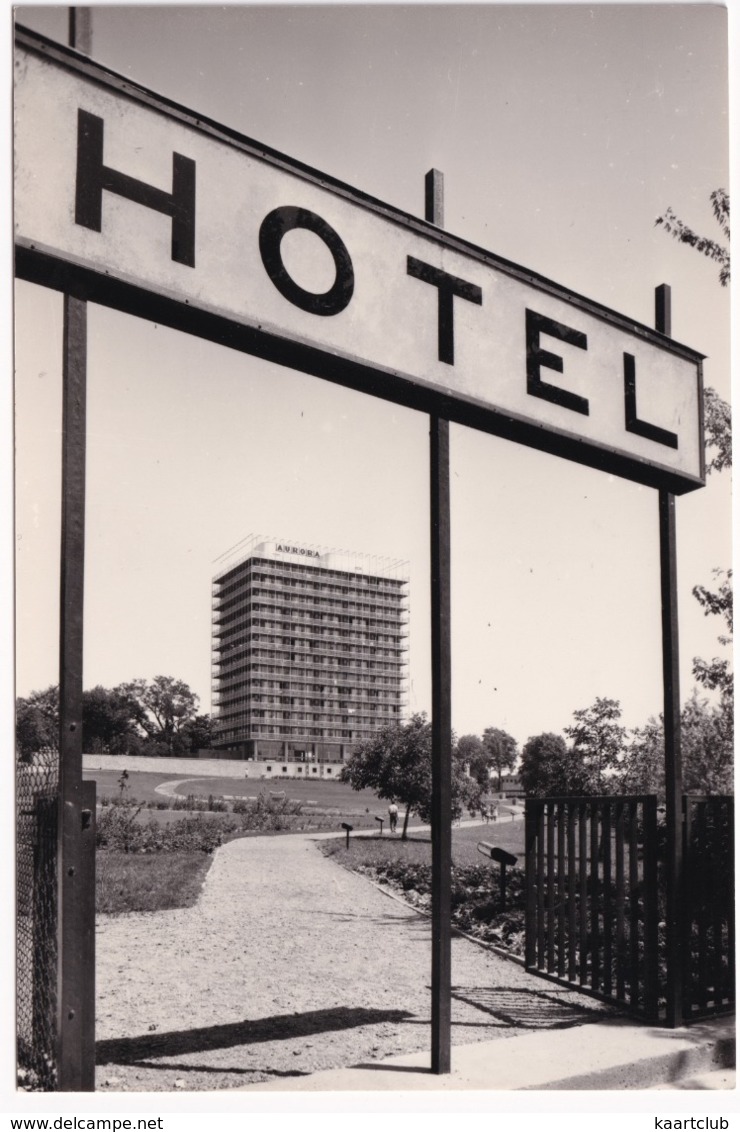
213,638,408,665
213,596,407,628
214,715,405,733
212,687,408,711
212,600,409,630
213,719,401,742
212,651,405,682
213,623,407,652
212,676,407,699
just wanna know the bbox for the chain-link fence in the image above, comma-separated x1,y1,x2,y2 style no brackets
17,749,59,1091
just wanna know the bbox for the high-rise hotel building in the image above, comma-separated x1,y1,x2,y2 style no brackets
211,537,408,764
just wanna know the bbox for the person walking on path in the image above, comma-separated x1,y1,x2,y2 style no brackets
388,801,399,833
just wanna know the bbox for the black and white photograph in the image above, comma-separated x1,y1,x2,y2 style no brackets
9,0,735,1115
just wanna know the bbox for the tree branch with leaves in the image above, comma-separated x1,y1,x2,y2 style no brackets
655,188,730,288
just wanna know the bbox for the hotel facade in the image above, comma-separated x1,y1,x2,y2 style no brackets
211,537,408,770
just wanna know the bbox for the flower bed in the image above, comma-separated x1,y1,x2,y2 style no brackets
354,858,526,957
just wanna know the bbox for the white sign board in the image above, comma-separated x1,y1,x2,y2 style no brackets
15,32,705,493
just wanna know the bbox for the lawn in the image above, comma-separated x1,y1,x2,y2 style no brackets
85,768,384,813
84,769,190,805
96,851,212,914
89,769,524,919
322,816,525,869
175,775,384,813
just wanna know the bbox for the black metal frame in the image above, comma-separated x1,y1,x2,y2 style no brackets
14,22,709,1085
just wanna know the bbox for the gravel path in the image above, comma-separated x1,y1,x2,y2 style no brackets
95,833,615,1092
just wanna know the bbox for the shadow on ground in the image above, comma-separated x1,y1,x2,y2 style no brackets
97,1006,414,1065
450,987,616,1029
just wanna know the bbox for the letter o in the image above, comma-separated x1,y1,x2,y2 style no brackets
258,206,354,315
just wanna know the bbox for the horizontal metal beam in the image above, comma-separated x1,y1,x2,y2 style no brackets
15,244,705,497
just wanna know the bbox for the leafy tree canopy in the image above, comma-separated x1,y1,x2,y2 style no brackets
481,727,518,790
340,712,481,838
704,388,732,476
81,684,142,754
692,568,733,703
117,675,199,753
454,733,487,786
15,685,59,761
689,567,733,777
656,190,731,477
655,188,730,288
563,697,627,793
16,676,212,759
616,690,732,797
518,732,589,797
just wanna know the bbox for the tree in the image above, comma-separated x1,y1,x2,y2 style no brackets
118,675,199,753
180,713,219,753
81,684,142,754
617,717,666,795
454,733,488,786
692,568,733,703
615,691,732,798
481,727,518,791
655,188,730,288
704,387,732,476
681,689,733,795
15,685,59,760
689,567,733,787
564,697,627,793
656,190,731,476
518,732,588,797
341,713,481,839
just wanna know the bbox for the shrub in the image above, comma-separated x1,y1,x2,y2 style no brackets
96,807,229,853
96,803,145,853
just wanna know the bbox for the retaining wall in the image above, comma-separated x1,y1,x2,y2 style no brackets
82,754,344,780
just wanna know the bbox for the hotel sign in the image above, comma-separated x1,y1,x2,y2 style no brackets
275,544,320,559
15,28,705,494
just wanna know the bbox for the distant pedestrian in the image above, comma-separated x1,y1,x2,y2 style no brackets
388,802,398,833
492,804,499,822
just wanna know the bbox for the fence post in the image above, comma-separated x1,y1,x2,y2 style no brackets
56,294,96,1091
656,285,685,1028
643,796,660,1021
427,168,452,1076
524,800,537,969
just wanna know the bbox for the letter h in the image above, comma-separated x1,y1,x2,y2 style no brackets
75,109,196,267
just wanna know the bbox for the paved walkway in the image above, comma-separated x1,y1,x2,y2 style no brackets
95,829,612,1092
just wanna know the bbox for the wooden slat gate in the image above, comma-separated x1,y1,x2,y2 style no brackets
682,795,735,1019
525,795,735,1023
525,796,660,1019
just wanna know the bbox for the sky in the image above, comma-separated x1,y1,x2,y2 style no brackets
12,1,733,751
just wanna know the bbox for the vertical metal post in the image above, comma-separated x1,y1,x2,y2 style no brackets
524,801,537,969
425,168,444,231
57,295,96,1090
68,7,92,54
427,168,452,1074
656,283,684,1027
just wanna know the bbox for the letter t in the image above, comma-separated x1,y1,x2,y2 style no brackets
407,256,482,364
